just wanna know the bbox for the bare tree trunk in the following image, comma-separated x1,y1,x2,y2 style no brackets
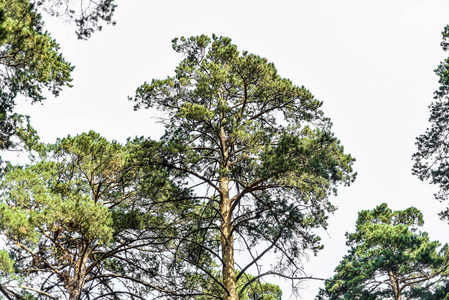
65,272,82,300
69,288,81,300
220,176,238,300
218,121,238,300
389,271,401,300
64,251,87,300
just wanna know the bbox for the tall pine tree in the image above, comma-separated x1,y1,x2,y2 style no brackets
132,35,356,300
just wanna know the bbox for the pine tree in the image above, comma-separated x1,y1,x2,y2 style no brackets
132,34,356,300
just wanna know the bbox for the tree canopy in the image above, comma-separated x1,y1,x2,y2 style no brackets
132,34,356,300
198,271,283,300
0,0,73,151
0,0,116,154
318,203,449,300
0,131,190,299
413,25,449,219
35,0,117,40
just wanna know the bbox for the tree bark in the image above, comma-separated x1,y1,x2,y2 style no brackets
220,179,237,300
64,251,87,300
64,271,83,300
388,271,401,300
69,287,81,300
218,122,238,300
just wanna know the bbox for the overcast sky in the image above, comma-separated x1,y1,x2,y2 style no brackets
11,0,449,298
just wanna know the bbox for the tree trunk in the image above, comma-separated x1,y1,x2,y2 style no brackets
63,252,87,300
69,288,81,300
220,176,238,300
65,272,83,300
388,271,401,300
218,116,238,300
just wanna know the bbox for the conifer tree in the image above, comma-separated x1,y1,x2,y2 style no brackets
0,131,188,299
318,203,449,300
132,35,356,300
0,0,116,153
413,25,449,220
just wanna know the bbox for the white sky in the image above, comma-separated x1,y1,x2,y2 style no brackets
11,0,449,298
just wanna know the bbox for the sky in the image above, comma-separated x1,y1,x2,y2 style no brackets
10,0,449,298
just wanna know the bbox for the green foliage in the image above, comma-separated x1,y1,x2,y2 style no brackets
0,0,116,154
0,131,186,299
413,25,449,219
0,250,13,275
408,280,449,299
132,34,356,298
197,271,282,300
318,203,449,300
237,273,282,300
0,0,73,101
35,0,117,40
0,0,73,152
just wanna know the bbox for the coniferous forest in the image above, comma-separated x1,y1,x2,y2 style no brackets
1,1,449,299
